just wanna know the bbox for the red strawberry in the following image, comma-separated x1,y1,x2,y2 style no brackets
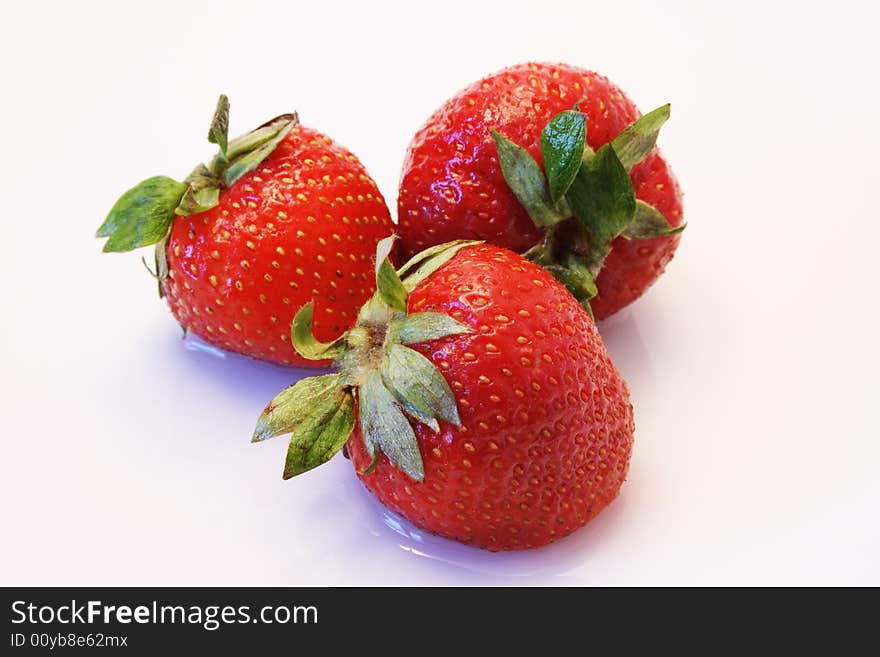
97,96,393,366
254,239,634,551
398,62,685,320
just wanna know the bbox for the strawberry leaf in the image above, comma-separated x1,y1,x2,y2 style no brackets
400,240,481,292
375,236,408,312
622,200,687,240
566,144,635,246
253,373,344,443
207,94,230,156
359,370,424,481
381,344,462,427
395,402,441,434
290,302,343,361
283,389,355,479
391,312,473,345
611,104,670,171
543,255,599,320
491,129,566,227
544,256,598,302
176,165,221,216
397,239,480,278
97,176,187,252
359,451,380,476
541,110,587,203
178,184,219,215
221,113,298,187
152,237,169,298
224,118,292,161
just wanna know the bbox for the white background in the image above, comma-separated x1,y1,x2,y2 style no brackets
2,0,878,585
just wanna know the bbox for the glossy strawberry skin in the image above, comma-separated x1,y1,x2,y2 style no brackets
162,126,393,366
347,245,634,550
398,62,684,320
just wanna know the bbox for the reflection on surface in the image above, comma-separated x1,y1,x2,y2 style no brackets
177,317,637,584
183,333,228,359
333,464,632,584
596,308,652,384
177,332,317,407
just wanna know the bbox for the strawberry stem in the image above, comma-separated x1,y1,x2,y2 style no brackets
495,105,684,314
256,239,480,482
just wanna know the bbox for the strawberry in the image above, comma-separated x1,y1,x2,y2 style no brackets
254,238,634,551
398,62,685,320
97,96,393,366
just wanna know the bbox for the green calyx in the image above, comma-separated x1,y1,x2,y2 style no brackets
493,103,685,312
253,237,480,482
96,95,299,284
